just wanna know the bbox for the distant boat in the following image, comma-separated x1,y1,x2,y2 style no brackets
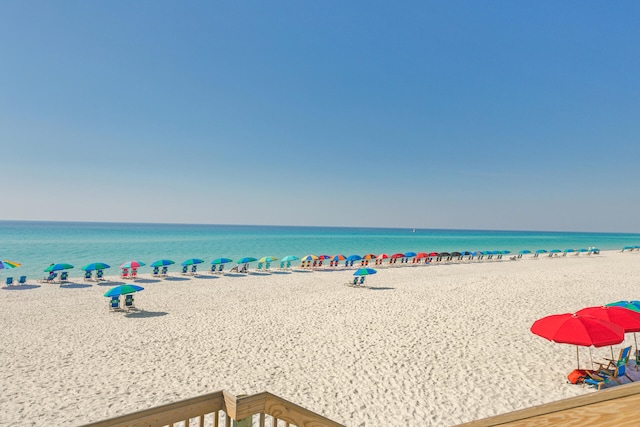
411,228,416,233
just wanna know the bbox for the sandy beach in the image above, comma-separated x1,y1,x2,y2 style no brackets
1,251,639,426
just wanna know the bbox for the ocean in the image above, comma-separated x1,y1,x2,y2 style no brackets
1,220,639,279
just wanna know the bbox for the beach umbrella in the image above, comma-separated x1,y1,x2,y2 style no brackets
103,284,144,297
237,257,257,264
415,252,428,259
404,251,417,258
0,260,21,270
44,263,74,272
519,250,532,254
501,250,511,255
181,258,204,266
81,262,110,271
151,259,175,267
332,254,346,262
550,249,562,254
438,252,451,257
623,246,634,252
362,254,377,260
377,253,389,259
607,301,640,313
564,249,575,254
120,260,145,269
318,255,331,260
577,306,640,359
258,256,278,263
576,249,589,254
301,254,318,261
390,253,404,259
353,268,377,276
281,255,299,262
461,251,473,256
535,249,548,254
347,254,362,261
531,313,624,368
211,257,233,265
428,252,438,257
451,251,462,257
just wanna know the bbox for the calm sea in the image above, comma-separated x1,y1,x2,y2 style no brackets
1,221,639,279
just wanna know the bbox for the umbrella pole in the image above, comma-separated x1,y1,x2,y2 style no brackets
589,348,593,370
576,346,580,370
635,333,639,371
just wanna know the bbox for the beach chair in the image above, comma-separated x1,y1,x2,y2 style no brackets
121,269,129,279
124,295,135,311
181,265,188,275
152,266,160,277
279,261,285,269
256,263,263,271
358,276,366,286
345,277,358,286
84,271,92,281
218,264,225,273
597,346,632,374
240,264,248,273
265,262,271,271
161,266,168,276
60,271,69,283
229,266,239,273
5,277,13,286
39,272,57,283
18,276,26,285
96,270,104,281
584,363,632,390
130,269,138,280
191,265,197,275
109,296,121,311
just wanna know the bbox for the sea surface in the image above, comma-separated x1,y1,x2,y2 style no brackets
1,221,639,279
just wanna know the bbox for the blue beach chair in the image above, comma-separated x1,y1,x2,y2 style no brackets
191,265,197,275
181,266,188,275
5,277,13,286
109,296,121,311
84,271,92,281
358,276,366,286
39,272,57,283
218,264,225,273
124,294,135,310
96,270,104,280
60,271,69,282
152,266,160,276
18,276,26,285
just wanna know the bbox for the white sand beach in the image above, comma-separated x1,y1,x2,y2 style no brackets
1,251,640,426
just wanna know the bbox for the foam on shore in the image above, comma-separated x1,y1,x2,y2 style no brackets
1,251,639,426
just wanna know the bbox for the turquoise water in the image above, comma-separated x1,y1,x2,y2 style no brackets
1,220,640,279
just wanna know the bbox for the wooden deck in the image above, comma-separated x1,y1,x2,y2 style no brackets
458,380,640,426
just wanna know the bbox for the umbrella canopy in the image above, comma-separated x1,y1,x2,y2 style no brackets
576,248,589,253
301,254,318,261
576,306,640,333
531,313,624,348
281,255,299,262
377,253,389,259
428,252,438,257
318,255,331,260
606,301,640,313
81,262,111,272
258,256,278,263
332,254,346,261
362,254,377,260
450,251,462,257
519,250,532,254
44,263,74,272
535,249,548,254
181,258,204,266
0,260,21,269
237,257,257,264
150,259,175,267
103,284,144,297
415,252,429,259
347,254,362,261
550,249,562,254
120,260,145,269
404,251,417,258
438,252,451,257
353,268,377,276
390,253,404,259
564,249,575,253
211,257,233,265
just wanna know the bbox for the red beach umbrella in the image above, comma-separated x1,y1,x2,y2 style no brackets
390,253,404,259
377,253,389,259
531,313,625,368
362,254,377,260
428,252,438,257
415,252,428,259
576,306,640,358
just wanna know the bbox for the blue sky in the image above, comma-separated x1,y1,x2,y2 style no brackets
1,1,638,232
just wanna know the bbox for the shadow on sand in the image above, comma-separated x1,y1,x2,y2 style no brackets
125,310,168,318
163,276,190,282
368,287,395,291
60,283,92,289
2,284,41,290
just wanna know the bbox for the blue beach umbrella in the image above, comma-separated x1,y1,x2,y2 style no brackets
237,257,257,264
404,252,417,258
576,249,589,253
354,268,377,276
81,262,110,271
519,250,532,255
44,263,74,272
501,250,511,255
211,258,233,265
347,254,362,261
103,284,144,297
181,258,204,266
151,259,175,267
564,249,575,253
535,249,548,254
623,246,634,251
606,301,640,313
550,249,562,254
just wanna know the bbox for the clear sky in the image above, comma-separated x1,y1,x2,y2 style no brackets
1,1,638,232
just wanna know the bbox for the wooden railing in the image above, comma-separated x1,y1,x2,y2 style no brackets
457,380,640,426
82,390,345,427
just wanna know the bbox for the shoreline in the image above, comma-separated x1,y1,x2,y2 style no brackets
1,250,640,425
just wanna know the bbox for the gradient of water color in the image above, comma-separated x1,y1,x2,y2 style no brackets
1,221,639,279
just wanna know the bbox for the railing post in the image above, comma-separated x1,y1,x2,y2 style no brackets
233,415,252,427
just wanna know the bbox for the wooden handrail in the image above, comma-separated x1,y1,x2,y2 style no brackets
81,390,345,427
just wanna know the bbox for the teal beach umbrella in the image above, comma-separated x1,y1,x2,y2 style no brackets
281,255,299,262
104,284,144,297
81,262,110,271
44,263,74,272
211,258,233,265
181,258,204,266
237,257,257,264
354,268,377,276
151,259,175,267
